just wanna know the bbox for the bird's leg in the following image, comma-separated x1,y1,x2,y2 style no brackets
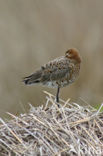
56,86,60,103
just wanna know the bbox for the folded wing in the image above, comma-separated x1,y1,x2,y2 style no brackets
23,57,71,85
41,57,70,82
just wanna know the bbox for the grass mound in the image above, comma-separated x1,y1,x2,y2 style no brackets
0,92,103,156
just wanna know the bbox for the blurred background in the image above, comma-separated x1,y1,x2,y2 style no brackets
0,0,103,118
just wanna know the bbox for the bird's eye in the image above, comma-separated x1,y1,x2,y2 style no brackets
69,51,72,55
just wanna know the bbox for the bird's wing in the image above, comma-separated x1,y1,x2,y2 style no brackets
41,57,71,82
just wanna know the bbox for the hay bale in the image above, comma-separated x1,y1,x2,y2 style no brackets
0,92,103,156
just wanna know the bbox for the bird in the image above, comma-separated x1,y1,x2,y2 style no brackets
23,48,81,103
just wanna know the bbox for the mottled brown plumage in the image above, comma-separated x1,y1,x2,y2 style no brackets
23,48,81,103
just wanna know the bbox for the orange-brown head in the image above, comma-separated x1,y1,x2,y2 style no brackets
65,48,81,63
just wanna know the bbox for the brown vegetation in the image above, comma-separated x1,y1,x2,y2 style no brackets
0,92,103,156
0,0,103,117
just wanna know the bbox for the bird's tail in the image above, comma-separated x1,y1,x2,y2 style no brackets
23,70,42,85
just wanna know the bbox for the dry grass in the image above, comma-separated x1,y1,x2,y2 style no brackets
0,92,103,156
